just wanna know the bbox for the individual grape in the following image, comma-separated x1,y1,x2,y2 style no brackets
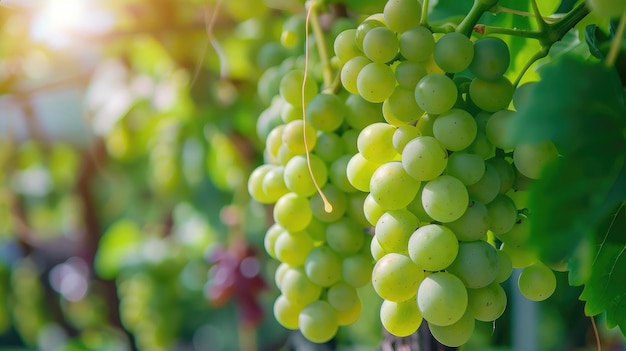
276,144,299,165
392,124,422,153
417,271,468,326
513,141,559,179
446,240,500,289
281,102,302,123
445,199,490,241
487,157,515,194
370,236,389,261
282,119,317,154
306,218,328,243
248,164,274,204
334,29,362,64
355,19,386,51
494,249,513,283
357,62,397,103
262,166,289,202
486,195,518,234
467,163,501,204
469,76,514,112
415,113,435,136
284,154,328,197
445,152,485,186
380,298,423,337
433,108,478,151
304,245,342,287
363,26,399,63
273,295,302,330
402,136,448,181
280,14,306,48
344,94,384,130
346,192,370,228
387,86,424,124
499,242,537,269
376,209,419,254
346,153,381,192
274,262,290,289
370,161,421,210
512,81,537,110
327,282,359,312
486,109,516,149
310,184,347,222
469,37,510,81
421,175,469,223
586,0,626,18
326,217,365,256
342,253,374,288
279,70,318,107
329,155,358,193
264,223,283,259
382,99,407,127
518,262,557,301
408,224,459,271
395,61,428,89
399,26,434,62
357,123,398,163
342,129,359,155
306,93,346,132
434,32,474,73
372,253,424,302
406,185,434,223
273,193,312,232
415,74,458,115
314,132,345,163
274,230,315,266
428,307,475,347
299,300,339,343
281,267,322,307
468,283,507,322
341,56,372,95
364,193,387,226
383,0,422,33
496,216,529,247
336,295,362,326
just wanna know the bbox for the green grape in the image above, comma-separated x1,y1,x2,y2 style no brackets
257,66,283,105
383,0,422,33
487,157,515,194
327,282,359,312
357,122,398,163
282,119,317,155
306,218,328,243
265,125,285,160
342,253,374,288
306,93,346,132
512,81,537,110
395,61,428,89
434,32,474,73
417,271,468,326
280,14,306,48
281,102,302,123
257,42,288,71
299,300,339,343
336,295,362,326
486,109,516,149
346,153,381,192
468,283,507,322
416,113,435,136
326,217,365,256
494,249,513,283
284,154,328,197
421,175,469,223
408,224,459,271
392,124,422,153
281,267,322,307
513,141,559,179
518,262,556,301
363,26,399,63
496,216,529,247
334,29,362,64
357,62,397,103
467,163,501,204
370,235,389,261
304,245,342,287
372,253,424,302
500,242,537,269
445,199,490,241
248,164,274,204
370,161,421,210
399,26,434,62
273,193,313,232
276,144,299,165
469,76,514,112
346,192,370,228
329,155,358,193
415,74,458,115
445,151,485,186
486,195,518,235
387,86,424,124
586,0,626,18
314,132,345,164
355,19,386,51
433,108,477,151
406,184,434,222
264,223,283,259
447,241,500,289
469,37,510,81
341,56,372,95
274,262,290,289
275,229,315,267
428,307,475,347
375,209,419,254
342,129,359,154
402,136,448,181
364,193,387,226
262,166,289,202
344,94,384,130
279,70,318,107
310,184,347,222
274,295,302,330
380,298,423,337
382,99,407,127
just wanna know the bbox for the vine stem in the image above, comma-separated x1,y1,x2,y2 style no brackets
309,1,334,89
456,0,493,36
420,0,429,26
606,8,626,68
590,316,602,351
492,5,559,23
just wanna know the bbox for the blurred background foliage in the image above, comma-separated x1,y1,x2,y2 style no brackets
0,0,625,350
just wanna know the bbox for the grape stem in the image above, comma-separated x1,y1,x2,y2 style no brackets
309,2,334,89
456,0,493,36
491,5,559,23
606,8,626,68
420,0,429,26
